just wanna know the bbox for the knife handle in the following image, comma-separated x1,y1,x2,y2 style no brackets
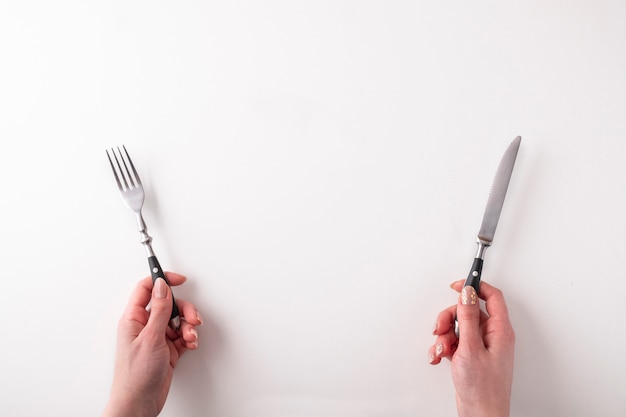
454,258,484,337
148,255,181,330
464,257,484,293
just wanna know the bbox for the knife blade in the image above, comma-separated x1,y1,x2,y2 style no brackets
455,135,521,336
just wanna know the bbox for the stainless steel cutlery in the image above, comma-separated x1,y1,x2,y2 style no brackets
104,137,521,336
106,146,181,330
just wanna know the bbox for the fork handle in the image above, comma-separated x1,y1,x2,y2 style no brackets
148,256,181,330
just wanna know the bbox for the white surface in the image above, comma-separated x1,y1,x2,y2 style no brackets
1,1,626,416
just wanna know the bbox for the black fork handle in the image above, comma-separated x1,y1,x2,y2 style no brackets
148,256,181,330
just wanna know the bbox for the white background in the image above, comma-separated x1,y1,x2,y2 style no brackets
1,1,625,416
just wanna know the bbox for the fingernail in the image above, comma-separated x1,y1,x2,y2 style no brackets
196,310,204,325
428,351,435,363
154,278,168,299
189,327,198,341
432,322,438,335
436,342,444,357
461,286,478,305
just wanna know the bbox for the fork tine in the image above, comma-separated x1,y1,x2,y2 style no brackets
106,149,124,191
112,147,130,191
117,146,137,189
122,145,143,187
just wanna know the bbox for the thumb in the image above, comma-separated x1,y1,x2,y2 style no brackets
146,278,173,336
456,285,484,349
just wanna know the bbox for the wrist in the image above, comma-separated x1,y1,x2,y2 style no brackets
458,410,508,417
103,394,159,417
457,405,509,417
456,394,510,417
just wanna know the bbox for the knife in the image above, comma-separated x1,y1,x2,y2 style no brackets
455,136,521,337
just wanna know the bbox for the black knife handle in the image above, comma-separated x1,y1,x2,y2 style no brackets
148,255,181,330
463,257,484,294
454,258,484,337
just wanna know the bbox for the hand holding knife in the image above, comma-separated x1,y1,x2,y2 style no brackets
454,136,521,337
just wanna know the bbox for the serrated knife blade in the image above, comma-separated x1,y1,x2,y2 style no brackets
477,136,521,244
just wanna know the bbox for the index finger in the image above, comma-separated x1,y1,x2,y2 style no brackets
126,271,187,311
450,279,511,321
478,281,511,323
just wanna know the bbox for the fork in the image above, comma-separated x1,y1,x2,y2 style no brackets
106,146,181,330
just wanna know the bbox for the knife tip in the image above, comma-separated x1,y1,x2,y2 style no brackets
508,136,522,152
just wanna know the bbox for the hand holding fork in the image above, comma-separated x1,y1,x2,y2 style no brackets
106,146,181,330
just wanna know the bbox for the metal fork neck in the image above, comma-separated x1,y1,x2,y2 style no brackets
136,213,155,257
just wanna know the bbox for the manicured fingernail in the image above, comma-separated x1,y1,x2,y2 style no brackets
461,286,478,305
428,351,435,363
196,311,204,325
436,342,444,357
154,278,168,299
432,322,438,334
189,327,198,341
